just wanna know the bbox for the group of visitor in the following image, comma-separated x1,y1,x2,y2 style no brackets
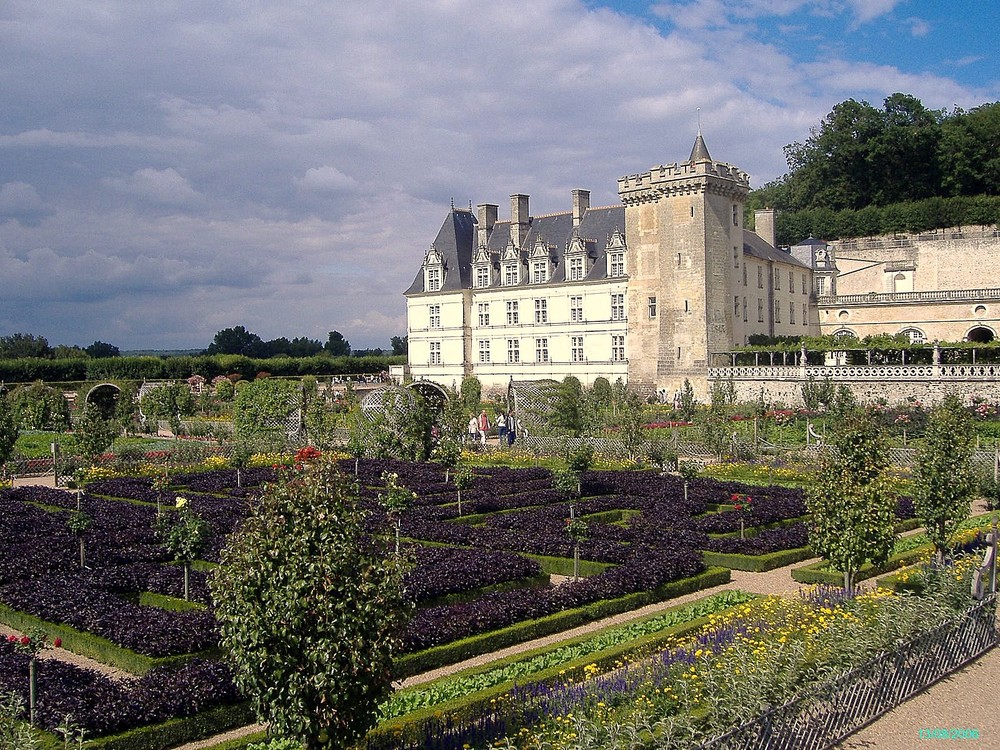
467,410,518,446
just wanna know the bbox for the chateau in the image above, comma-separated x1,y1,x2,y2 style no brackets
405,134,1000,398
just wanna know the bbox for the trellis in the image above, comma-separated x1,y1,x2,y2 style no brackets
696,595,997,750
507,379,560,435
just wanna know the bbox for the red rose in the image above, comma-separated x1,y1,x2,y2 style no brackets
735,504,743,511
53,637,62,648
730,493,740,502
746,496,752,504
20,636,30,646
6,634,15,643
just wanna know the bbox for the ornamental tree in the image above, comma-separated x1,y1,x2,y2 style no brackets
211,456,411,750
807,412,897,593
0,393,18,469
157,497,208,600
914,393,976,562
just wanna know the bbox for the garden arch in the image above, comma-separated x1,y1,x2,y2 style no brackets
84,383,121,420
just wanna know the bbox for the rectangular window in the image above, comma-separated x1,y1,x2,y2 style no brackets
535,338,549,363
507,339,520,363
570,296,583,322
475,265,490,288
534,298,548,324
757,299,764,323
774,299,781,322
742,297,747,322
427,268,441,291
732,204,739,226
802,303,808,325
478,339,490,363
532,260,548,284
571,336,584,362
504,263,518,286
789,271,794,293
816,277,826,296
569,256,584,281
802,273,807,295
429,341,441,365
612,335,625,362
477,302,490,327
506,300,519,325
742,264,747,286
611,293,625,321
733,296,740,317
757,266,763,289
609,253,625,277
429,304,440,329
733,245,739,268
774,268,780,290
789,301,795,324
648,296,657,319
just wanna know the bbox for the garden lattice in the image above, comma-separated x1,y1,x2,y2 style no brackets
695,595,998,750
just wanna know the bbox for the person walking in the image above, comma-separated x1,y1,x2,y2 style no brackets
496,412,508,444
468,415,478,445
507,413,517,446
477,409,490,445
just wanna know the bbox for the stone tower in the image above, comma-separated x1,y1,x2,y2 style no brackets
617,133,750,397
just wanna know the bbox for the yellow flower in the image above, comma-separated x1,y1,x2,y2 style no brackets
175,496,188,508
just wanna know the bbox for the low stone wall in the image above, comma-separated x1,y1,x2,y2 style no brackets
710,365,1000,407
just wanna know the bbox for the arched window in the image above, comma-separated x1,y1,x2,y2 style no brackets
967,326,995,343
834,329,857,339
900,328,925,344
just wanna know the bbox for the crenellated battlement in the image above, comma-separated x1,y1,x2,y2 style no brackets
617,158,750,205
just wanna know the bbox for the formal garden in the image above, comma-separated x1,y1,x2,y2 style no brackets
0,374,997,749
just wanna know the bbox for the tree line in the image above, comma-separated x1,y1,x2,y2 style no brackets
748,94,1000,244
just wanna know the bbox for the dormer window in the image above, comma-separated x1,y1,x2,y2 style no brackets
473,245,492,288
532,260,548,284
564,232,594,282
606,229,627,278
501,240,521,286
529,238,551,284
423,247,444,292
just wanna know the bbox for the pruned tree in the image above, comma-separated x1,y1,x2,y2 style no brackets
211,457,410,749
807,412,897,593
914,393,976,562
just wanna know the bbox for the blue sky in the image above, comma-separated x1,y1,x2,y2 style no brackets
1,0,997,351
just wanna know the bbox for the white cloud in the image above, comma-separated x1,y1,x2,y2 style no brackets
0,0,995,349
908,17,931,37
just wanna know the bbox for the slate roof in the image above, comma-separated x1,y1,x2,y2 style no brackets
405,204,627,294
744,231,811,269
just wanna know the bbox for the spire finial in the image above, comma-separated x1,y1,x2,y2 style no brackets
697,107,702,134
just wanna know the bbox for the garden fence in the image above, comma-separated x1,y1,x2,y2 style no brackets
694,595,998,750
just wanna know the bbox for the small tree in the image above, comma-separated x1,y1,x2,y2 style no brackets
432,438,461,482
211,457,410,749
157,497,208,600
453,465,474,516
0,394,18,467
565,507,589,582
914,393,976,562
74,407,118,465
379,471,416,556
807,412,897,593
66,509,92,568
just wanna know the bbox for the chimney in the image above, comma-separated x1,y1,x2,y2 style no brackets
476,203,498,248
572,189,590,228
755,208,776,248
510,194,530,249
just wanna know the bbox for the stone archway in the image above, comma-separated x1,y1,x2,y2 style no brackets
85,383,121,420
967,326,995,343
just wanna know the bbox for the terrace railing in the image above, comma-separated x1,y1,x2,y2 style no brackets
695,595,998,750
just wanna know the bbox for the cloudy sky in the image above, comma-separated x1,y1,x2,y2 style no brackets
1,1,997,352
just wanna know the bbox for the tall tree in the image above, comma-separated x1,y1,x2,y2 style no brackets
390,335,408,356
0,333,51,359
0,394,18,467
324,330,351,357
206,326,266,357
211,456,410,749
85,340,121,358
807,412,898,593
913,393,976,562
